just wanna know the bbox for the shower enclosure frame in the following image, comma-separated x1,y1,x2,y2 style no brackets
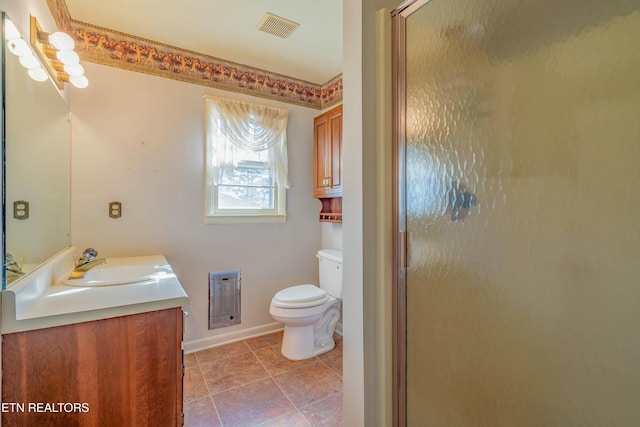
391,1,430,426
392,0,442,425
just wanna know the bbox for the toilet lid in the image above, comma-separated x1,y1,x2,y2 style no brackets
273,284,328,307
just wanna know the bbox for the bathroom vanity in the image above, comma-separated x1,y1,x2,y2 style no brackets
1,248,189,426
0,12,190,425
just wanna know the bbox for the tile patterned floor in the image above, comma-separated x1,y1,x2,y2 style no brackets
184,331,343,427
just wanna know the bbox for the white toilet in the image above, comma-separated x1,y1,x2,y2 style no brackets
269,249,342,360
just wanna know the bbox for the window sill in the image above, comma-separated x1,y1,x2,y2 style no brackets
205,214,286,224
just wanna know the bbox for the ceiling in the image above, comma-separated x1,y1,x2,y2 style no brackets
64,0,343,85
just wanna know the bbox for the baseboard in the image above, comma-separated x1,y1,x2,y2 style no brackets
183,322,284,353
335,321,343,336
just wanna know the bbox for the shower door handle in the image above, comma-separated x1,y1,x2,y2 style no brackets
399,231,409,269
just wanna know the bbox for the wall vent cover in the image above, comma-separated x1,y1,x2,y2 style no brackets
209,270,241,329
257,12,300,39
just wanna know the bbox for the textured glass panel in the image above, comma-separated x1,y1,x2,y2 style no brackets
404,0,640,425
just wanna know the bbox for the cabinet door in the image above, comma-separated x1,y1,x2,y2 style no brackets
314,113,331,198
327,105,342,196
313,104,342,198
2,308,183,426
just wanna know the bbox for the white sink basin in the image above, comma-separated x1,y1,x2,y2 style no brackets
62,263,158,287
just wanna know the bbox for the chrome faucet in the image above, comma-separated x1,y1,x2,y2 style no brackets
5,253,24,276
68,248,106,279
77,248,98,266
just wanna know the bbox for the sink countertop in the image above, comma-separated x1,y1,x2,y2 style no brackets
1,247,189,334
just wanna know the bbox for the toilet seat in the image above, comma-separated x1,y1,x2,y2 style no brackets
272,284,328,308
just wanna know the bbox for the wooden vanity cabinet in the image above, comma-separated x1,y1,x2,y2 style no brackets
313,104,343,198
2,307,184,426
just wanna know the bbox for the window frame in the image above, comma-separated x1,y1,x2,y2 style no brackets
204,99,288,224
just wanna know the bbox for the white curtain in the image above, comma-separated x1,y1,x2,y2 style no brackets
205,94,289,188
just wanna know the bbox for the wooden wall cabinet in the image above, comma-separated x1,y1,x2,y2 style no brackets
314,104,342,222
2,308,184,426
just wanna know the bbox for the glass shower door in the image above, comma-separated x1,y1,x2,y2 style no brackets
397,0,640,425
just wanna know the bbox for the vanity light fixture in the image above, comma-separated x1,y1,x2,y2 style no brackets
47,31,75,51
4,18,21,40
29,15,88,89
18,54,41,69
3,16,87,88
3,17,49,83
7,37,31,56
28,68,49,82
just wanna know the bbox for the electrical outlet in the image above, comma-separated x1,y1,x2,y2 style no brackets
109,201,122,218
14,200,29,219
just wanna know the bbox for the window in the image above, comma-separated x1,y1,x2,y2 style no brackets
205,95,289,223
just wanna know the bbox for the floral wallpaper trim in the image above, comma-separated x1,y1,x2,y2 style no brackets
47,0,72,34
46,0,342,109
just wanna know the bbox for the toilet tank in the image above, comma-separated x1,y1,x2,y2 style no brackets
317,249,343,298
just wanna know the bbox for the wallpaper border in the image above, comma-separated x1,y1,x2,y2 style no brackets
47,0,342,109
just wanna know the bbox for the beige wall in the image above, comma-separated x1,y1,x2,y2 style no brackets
343,0,398,425
70,62,321,346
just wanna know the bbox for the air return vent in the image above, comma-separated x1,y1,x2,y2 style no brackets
209,270,241,329
257,12,300,39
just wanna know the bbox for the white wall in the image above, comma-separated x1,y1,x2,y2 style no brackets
70,62,321,345
320,222,343,250
342,1,366,425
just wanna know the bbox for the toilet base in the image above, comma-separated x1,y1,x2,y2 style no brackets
280,300,341,360
281,324,332,360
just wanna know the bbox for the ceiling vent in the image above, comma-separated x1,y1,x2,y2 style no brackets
257,12,300,39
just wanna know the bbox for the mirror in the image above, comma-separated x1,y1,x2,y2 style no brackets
2,12,71,288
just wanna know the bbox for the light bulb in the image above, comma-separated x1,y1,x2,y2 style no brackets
64,63,84,77
7,38,31,56
19,54,41,69
28,68,49,82
56,50,79,65
69,75,89,88
4,19,21,40
48,31,75,51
